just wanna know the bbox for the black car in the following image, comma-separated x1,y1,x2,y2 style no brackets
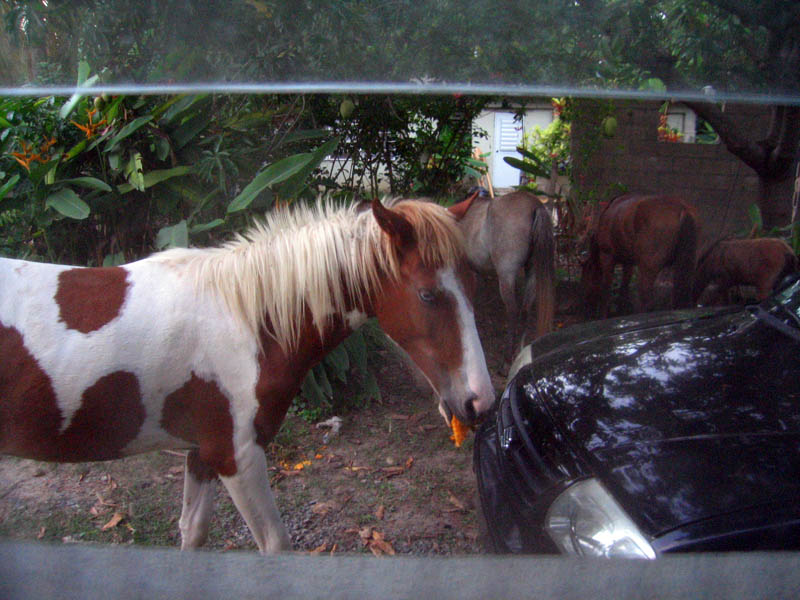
474,274,800,558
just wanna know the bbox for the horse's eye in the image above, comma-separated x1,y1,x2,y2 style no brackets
418,288,436,304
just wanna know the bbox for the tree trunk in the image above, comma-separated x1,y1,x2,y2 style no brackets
758,170,795,231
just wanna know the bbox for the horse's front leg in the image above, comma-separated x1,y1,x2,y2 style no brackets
220,442,292,554
597,253,616,318
179,449,217,550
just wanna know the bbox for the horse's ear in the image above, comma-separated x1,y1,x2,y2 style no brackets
447,190,479,221
372,198,416,253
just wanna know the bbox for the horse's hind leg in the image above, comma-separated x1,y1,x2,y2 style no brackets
497,268,521,367
180,449,217,550
220,443,291,554
636,268,659,312
619,264,633,306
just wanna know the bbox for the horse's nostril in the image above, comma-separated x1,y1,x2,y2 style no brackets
464,396,478,423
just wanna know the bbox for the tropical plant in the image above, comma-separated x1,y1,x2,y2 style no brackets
309,94,490,198
1,64,339,263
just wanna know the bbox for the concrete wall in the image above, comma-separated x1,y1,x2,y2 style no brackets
3,541,800,600
570,100,770,240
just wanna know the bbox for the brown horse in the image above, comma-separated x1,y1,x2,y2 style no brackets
693,237,799,305
449,189,556,366
581,193,699,318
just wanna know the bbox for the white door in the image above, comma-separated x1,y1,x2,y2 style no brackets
492,112,524,188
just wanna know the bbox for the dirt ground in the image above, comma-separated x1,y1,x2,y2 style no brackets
0,270,583,556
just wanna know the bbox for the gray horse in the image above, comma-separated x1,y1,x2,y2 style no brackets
450,189,556,367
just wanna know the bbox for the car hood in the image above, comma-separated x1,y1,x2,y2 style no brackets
521,306,800,539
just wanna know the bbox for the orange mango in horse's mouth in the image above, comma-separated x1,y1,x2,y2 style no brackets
450,415,470,448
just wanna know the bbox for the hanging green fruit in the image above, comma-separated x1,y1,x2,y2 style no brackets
339,99,355,119
601,116,618,138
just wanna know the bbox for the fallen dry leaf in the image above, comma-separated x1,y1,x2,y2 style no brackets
358,526,373,542
375,504,385,520
311,500,341,516
446,490,467,512
380,466,405,478
37,527,46,539
101,512,125,531
308,543,328,555
95,492,116,506
343,465,370,473
367,530,396,556
404,456,414,470
279,469,303,477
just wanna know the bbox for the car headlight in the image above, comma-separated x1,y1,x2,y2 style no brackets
545,478,656,559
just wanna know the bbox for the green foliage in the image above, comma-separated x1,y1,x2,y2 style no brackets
309,95,490,197
559,97,626,212
1,68,336,263
745,203,800,256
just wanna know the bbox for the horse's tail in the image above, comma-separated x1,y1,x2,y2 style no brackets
671,209,699,308
523,204,556,338
692,238,723,302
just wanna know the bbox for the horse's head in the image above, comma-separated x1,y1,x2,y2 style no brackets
370,198,495,426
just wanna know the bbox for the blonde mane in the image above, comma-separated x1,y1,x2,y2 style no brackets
153,199,463,352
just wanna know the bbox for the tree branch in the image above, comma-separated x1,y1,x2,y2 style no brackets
681,100,769,174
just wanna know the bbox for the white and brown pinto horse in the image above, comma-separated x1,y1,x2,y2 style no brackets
0,198,494,554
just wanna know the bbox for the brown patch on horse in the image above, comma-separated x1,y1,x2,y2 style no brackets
373,252,464,395
251,310,361,448
161,373,237,477
0,327,145,461
186,448,219,482
63,371,145,460
0,323,61,459
55,267,130,333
